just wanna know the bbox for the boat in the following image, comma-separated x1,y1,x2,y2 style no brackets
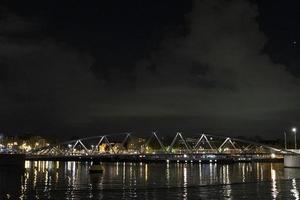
89,161,104,173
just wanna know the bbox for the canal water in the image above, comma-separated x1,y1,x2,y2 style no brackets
1,161,300,199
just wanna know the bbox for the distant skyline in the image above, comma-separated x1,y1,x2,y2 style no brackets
0,0,299,137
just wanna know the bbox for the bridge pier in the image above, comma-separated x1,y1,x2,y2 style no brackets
284,154,300,168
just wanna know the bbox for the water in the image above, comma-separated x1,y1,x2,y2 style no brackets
1,161,300,199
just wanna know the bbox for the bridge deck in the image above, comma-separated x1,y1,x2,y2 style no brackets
26,153,283,163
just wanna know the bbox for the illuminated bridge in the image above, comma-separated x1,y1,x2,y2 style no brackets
26,132,289,163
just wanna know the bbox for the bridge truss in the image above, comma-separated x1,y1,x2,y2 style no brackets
30,132,286,157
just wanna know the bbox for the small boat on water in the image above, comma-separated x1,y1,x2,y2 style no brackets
89,161,104,174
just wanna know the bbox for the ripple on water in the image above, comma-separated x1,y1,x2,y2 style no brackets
1,161,300,199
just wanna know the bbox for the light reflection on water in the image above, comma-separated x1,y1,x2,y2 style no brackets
2,162,300,199
291,178,300,200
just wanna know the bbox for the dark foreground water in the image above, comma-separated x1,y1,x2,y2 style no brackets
1,161,300,199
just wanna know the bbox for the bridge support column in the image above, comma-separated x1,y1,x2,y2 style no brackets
284,154,300,168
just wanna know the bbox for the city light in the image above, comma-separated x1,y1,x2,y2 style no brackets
19,143,32,152
271,153,276,158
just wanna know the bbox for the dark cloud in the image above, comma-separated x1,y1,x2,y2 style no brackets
0,1,299,137
0,11,101,131
118,0,299,116
127,0,300,135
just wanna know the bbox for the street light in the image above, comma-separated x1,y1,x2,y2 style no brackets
284,132,287,149
292,127,297,149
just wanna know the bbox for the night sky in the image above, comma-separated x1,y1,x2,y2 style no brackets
0,0,300,138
